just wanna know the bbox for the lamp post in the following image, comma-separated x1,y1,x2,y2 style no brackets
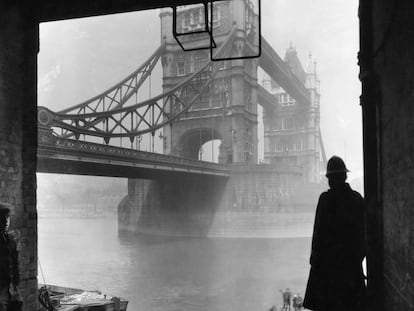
136,135,142,151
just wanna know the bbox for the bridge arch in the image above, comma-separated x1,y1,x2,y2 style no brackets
175,127,223,161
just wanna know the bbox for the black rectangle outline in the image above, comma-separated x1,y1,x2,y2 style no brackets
172,4,217,51
210,0,261,61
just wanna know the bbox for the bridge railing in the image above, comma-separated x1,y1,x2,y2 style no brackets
38,127,229,174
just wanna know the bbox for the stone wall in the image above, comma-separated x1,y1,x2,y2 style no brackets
367,0,414,309
119,174,227,236
0,3,38,310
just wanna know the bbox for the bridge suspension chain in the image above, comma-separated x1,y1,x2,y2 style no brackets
38,26,237,146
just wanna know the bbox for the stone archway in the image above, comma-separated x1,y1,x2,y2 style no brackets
176,127,223,160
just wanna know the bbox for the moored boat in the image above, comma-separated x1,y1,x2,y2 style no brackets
38,284,128,311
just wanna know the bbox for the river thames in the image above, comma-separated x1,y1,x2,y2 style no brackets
38,216,311,311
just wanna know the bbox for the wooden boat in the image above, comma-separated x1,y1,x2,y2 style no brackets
38,284,128,311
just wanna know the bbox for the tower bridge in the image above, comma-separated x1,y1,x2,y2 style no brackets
37,0,326,235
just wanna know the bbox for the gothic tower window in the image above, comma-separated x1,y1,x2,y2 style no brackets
295,135,303,151
182,13,190,29
280,93,296,106
221,92,229,107
297,116,305,129
275,136,283,151
212,5,220,24
190,55,205,73
191,10,197,25
219,60,230,70
177,60,185,76
274,118,282,131
286,137,294,151
283,117,294,130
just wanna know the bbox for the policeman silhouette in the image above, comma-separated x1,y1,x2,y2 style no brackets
303,156,366,311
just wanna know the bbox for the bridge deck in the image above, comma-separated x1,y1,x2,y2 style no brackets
37,133,229,179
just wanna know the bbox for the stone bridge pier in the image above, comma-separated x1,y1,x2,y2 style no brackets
118,164,304,236
118,174,228,236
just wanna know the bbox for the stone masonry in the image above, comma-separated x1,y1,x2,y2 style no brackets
0,2,38,310
369,1,414,309
359,0,414,310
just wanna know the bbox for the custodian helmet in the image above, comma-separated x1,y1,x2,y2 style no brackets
0,202,11,216
325,156,349,176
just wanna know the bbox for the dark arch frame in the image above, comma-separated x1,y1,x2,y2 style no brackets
0,1,387,310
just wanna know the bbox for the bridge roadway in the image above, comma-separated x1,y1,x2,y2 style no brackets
37,130,230,179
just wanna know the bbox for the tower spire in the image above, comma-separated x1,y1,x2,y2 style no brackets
306,51,314,74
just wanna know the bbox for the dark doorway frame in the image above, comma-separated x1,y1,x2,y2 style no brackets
0,0,383,310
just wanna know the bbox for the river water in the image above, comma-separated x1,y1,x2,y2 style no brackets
38,217,311,311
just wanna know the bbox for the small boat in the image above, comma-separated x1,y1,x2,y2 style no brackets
38,284,128,311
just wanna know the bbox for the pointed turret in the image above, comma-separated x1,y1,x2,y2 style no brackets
305,52,317,89
306,52,314,74
284,43,306,84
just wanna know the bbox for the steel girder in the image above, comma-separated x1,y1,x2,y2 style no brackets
38,27,236,145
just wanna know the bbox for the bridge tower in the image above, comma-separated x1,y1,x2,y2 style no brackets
159,0,259,164
262,46,323,183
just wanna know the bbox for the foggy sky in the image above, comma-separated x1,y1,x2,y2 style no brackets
38,0,362,181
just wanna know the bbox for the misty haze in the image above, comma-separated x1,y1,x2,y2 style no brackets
36,1,361,310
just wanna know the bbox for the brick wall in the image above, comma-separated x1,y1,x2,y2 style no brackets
0,3,38,310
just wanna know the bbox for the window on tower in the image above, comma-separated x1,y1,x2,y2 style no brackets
286,138,294,151
218,60,230,70
282,117,295,130
190,11,195,25
192,8,202,25
221,92,229,107
274,118,282,131
177,60,185,76
212,6,220,22
211,4,221,28
182,13,190,29
294,135,303,151
189,52,208,73
275,136,283,151
297,116,305,129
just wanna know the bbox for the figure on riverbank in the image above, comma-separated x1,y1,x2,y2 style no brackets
269,305,277,311
0,203,23,311
292,293,303,311
303,156,366,311
280,288,292,311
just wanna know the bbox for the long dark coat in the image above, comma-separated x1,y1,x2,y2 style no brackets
0,231,22,311
0,231,19,286
303,183,366,311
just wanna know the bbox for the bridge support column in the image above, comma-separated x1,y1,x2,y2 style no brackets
0,2,38,310
118,179,161,233
118,165,316,237
118,175,227,236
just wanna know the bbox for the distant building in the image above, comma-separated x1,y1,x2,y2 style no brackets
262,45,324,183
